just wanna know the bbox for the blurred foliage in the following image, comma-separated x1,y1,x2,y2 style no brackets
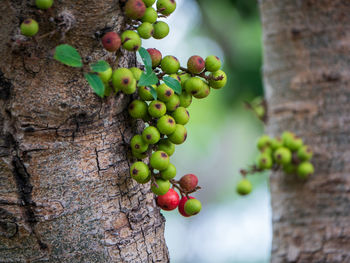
195,0,263,105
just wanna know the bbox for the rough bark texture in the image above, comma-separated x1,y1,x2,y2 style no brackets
260,0,350,262
0,1,169,262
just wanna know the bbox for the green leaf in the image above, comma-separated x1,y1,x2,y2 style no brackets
138,47,153,73
138,71,158,86
54,44,83,67
149,86,157,100
84,73,105,98
90,60,110,72
163,76,182,94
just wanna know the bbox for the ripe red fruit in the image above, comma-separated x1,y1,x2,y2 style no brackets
147,48,162,68
187,55,205,74
179,173,198,192
125,0,146,20
102,32,121,52
157,188,180,211
178,196,194,217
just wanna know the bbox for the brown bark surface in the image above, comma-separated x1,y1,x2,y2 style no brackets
0,1,169,262
260,0,350,262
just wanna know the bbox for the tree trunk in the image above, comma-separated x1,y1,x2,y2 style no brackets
0,1,169,262
260,0,350,262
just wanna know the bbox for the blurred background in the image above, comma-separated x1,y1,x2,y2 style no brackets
142,0,271,262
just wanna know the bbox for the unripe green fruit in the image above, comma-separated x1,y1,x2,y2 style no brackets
208,70,227,89
102,32,121,52
274,147,292,165
151,178,170,195
121,30,142,51
122,78,137,94
165,94,180,111
20,19,39,37
179,91,192,108
156,0,176,15
147,48,162,67
184,199,201,216
104,83,112,97
169,74,181,82
128,100,148,119
153,21,170,39
35,0,53,9
130,134,149,153
125,0,146,19
130,67,143,81
160,163,176,180
205,55,221,72
260,146,272,156
283,163,296,174
98,66,113,83
193,82,210,99
254,105,265,119
187,55,205,74
141,7,158,23
236,178,252,195
271,137,283,150
148,100,167,118
178,72,191,86
137,22,154,39
130,161,149,183
281,131,295,146
168,124,187,145
157,83,174,102
138,86,154,101
285,136,303,151
297,145,313,161
150,151,170,170
142,126,160,144
172,107,189,125
157,139,175,156
297,162,314,180
161,55,180,74
257,135,271,150
143,0,156,7
112,68,135,92
184,77,204,96
157,115,176,135
257,153,273,170
132,150,147,160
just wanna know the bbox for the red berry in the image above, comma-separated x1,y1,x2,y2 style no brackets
187,55,205,74
147,48,162,68
157,188,180,211
178,196,195,217
102,32,121,52
125,0,146,20
179,173,198,192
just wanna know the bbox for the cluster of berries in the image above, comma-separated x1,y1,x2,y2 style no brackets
237,131,314,195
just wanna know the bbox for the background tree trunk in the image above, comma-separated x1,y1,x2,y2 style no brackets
260,0,350,262
0,1,169,262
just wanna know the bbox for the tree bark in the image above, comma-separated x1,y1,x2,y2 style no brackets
0,1,169,262
260,0,350,262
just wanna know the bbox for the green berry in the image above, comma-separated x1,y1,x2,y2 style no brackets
131,134,149,153
150,151,170,170
168,124,187,145
179,91,192,108
157,138,175,156
137,22,154,39
121,30,142,51
156,0,176,15
123,78,137,94
257,153,273,170
147,48,162,67
169,74,181,82
165,94,180,111
143,0,156,7
141,7,158,23
157,115,176,135
148,100,167,118
208,70,227,89
138,86,154,101
157,83,174,102
130,161,149,183
161,55,180,74
35,0,53,9
125,0,146,19
257,135,271,150
271,137,283,150
205,55,221,72
274,147,292,165
142,126,160,144
98,66,113,83
104,83,112,97
112,68,135,92
151,178,170,195
193,82,210,99
128,100,148,119
285,135,303,151
130,67,143,80
132,150,148,160
297,162,314,180
20,19,39,37
172,107,189,125
184,77,204,96
297,145,313,161
161,163,176,180
184,199,201,216
281,131,295,146
178,72,191,86
153,21,170,39
236,178,252,195
187,55,205,74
